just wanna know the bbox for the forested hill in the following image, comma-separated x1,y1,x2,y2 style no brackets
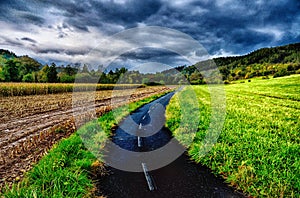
0,42,299,84
160,42,300,83
0,49,42,82
212,42,300,80
215,43,300,66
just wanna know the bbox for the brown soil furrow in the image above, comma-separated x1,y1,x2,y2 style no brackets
0,87,172,189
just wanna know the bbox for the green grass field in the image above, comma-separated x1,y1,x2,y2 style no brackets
166,75,300,197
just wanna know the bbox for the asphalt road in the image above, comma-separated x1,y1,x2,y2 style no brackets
97,92,245,198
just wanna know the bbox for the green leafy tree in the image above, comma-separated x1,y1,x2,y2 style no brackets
58,73,75,83
47,63,58,82
2,60,19,82
142,78,149,84
22,73,34,82
64,65,77,76
17,55,41,80
189,70,203,84
0,67,5,81
37,65,50,82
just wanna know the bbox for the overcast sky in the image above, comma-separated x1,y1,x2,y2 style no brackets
0,0,299,71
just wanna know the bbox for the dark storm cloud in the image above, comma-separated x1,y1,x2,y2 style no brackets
142,0,300,55
41,0,163,32
0,0,299,65
108,47,189,72
36,48,61,54
117,48,188,66
48,1,89,16
66,18,90,32
120,48,178,60
35,48,89,56
0,0,45,26
0,36,24,47
21,37,37,43
64,49,90,56
21,13,45,25
89,0,162,25
42,0,95,32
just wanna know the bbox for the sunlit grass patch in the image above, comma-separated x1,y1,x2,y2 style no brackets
166,75,300,197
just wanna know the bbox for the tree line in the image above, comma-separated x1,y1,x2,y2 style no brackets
0,42,299,84
0,52,185,84
0,49,187,84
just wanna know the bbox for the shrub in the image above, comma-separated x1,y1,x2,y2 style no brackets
59,73,75,83
22,73,34,82
262,76,269,80
224,80,230,84
273,69,289,78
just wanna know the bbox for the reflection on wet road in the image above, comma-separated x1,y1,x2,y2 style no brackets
99,92,245,198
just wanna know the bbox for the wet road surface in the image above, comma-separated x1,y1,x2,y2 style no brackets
97,92,246,198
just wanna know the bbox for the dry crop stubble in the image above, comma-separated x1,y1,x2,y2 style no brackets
0,85,172,189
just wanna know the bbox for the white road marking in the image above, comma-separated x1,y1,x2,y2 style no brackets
141,163,155,191
138,136,142,147
142,115,146,120
139,123,142,129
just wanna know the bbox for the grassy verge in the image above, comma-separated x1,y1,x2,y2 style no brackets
166,75,300,197
1,91,170,198
2,134,96,198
